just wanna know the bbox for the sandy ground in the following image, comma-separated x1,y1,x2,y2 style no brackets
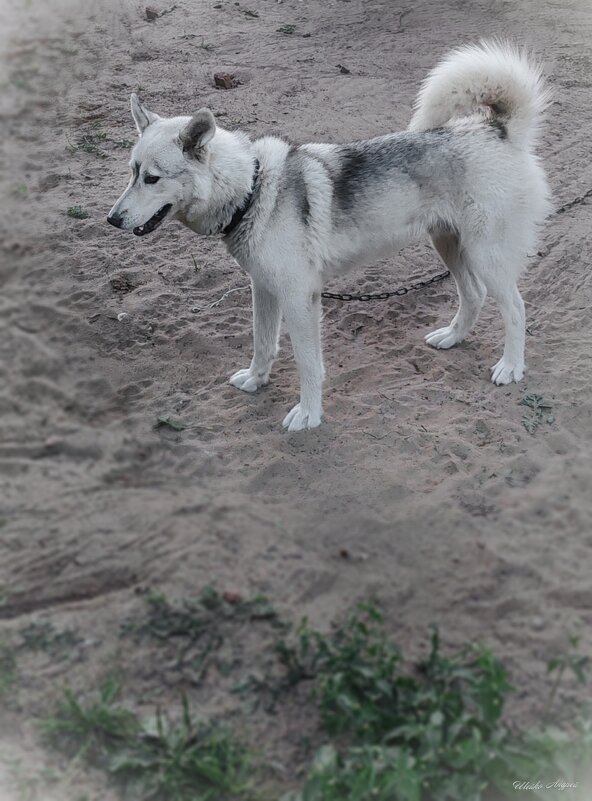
1,0,592,797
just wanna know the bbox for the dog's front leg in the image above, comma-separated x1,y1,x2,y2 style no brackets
230,280,281,393
281,288,324,432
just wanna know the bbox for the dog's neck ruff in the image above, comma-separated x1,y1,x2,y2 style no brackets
221,159,260,237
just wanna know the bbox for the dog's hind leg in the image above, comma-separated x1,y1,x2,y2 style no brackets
425,232,486,349
281,285,324,432
230,281,281,392
486,279,526,385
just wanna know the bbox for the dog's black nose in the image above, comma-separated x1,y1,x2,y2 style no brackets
107,212,123,228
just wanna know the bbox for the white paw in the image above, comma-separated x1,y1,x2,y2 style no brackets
490,358,524,385
425,325,463,349
282,403,322,432
229,368,268,393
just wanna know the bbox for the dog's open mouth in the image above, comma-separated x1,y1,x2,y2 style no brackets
133,204,172,236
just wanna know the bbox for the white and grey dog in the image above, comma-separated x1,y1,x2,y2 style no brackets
108,41,550,431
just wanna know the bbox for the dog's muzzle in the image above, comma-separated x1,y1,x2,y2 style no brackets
133,204,172,236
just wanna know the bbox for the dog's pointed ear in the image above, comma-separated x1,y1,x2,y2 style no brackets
130,93,159,135
179,108,216,155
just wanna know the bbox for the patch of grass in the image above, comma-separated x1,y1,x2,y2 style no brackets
154,416,187,432
111,697,251,800
519,393,553,434
545,632,589,718
19,621,82,654
122,588,283,694
40,676,139,764
41,680,251,801
277,24,296,34
32,595,592,801
241,8,259,18
66,205,90,219
281,602,592,801
11,183,28,197
0,640,17,699
69,125,134,154
125,587,280,643
125,589,212,640
275,620,318,687
66,129,109,158
124,588,293,719
282,744,423,801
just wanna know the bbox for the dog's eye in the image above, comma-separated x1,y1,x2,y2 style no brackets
144,174,160,184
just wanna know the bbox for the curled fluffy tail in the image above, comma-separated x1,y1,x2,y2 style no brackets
409,41,550,148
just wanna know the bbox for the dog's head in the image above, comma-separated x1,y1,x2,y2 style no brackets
107,94,217,236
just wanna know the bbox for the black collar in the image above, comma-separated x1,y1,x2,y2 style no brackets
221,159,260,237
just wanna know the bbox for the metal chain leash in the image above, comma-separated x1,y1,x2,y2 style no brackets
320,269,451,302
555,187,592,216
